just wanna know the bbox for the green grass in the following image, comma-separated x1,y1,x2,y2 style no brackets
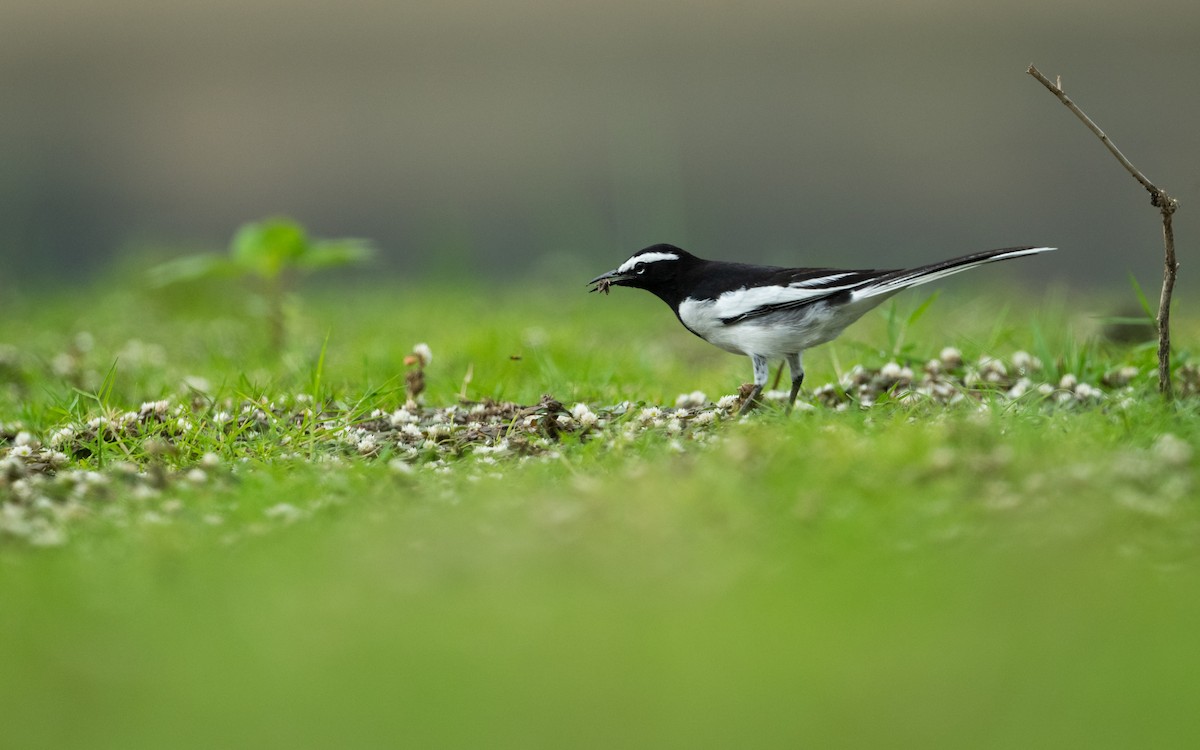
2,275,1200,748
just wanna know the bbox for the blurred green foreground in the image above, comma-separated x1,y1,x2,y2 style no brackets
2,276,1200,748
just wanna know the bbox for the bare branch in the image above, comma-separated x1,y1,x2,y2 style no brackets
1027,65,1174,208
1027,64,1180,397
1158,211,1178,396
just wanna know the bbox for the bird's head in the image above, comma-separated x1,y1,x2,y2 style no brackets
588,244,693,297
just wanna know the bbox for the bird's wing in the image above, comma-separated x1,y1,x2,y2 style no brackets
715,269,888,324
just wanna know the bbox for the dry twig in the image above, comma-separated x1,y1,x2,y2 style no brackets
1027,65,1179,397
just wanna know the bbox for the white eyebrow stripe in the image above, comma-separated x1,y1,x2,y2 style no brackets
617,252,679,273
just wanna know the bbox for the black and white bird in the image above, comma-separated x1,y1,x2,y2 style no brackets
588,244,1055,414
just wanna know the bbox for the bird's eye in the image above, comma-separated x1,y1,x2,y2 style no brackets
635,263,646,274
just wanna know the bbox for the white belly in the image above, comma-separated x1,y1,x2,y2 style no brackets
678,297,861,357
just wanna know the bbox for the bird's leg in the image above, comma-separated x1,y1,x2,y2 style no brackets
739,354,771,415
784,352,804,414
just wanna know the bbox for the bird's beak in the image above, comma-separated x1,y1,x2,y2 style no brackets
586,268,632,294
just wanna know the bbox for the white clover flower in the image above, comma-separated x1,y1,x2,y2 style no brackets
14,431,34,447
29,523,66,547
264,503,302,522
51,353,76,376
637,407,662,424
0,502,30,527
140,400,170,416
131,484,160,500
200,452,220,468
838,370,857,390
10,478,34,501
50,426,75,448
939,347,963,369
475,440,510,456
978,358,1007,382
716,394,741,411
390,409,419,426
388,458,414,474
1007,378,1032,399
357,435,379,455
693,411,717,426
412,343,433,367
185,468,209,484
1011,350,1042,373
1153,434,1193,467
1103,366,1140,387
401,424,423,439
879,362,903,381
674,391,707,409
1117,366,1140,383
570,403,598,428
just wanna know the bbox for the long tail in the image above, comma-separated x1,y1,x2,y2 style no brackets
851,246,1055,302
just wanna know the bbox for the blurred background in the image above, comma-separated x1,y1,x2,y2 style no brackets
1,0,1197,291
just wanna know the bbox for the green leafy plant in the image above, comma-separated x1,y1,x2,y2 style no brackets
882,290,940,358
151,217,374,351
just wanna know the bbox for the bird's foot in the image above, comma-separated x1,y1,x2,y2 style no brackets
784,382,803,415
